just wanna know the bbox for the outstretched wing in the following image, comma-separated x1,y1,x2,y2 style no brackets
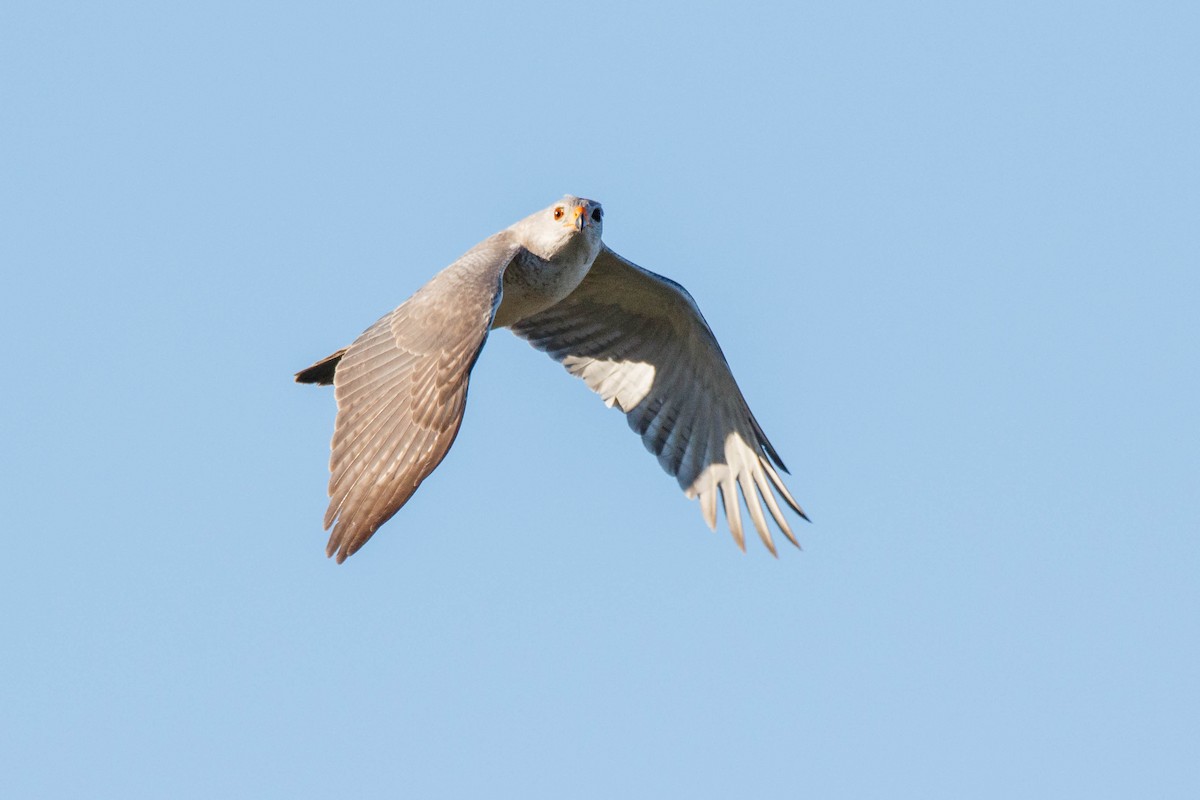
315,233,523,562
510,245,807,554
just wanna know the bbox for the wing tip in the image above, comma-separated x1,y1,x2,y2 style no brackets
324,530,342,561
325,531,358,564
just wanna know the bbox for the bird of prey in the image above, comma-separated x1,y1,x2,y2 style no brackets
297,195,807,562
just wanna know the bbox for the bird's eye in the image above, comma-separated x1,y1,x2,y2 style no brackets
553,207,564,220
591,208,603,222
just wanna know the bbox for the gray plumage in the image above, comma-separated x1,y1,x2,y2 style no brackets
297,196,807,562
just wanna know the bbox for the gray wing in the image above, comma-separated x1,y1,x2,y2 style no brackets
510,245,807,554
319,233,523,562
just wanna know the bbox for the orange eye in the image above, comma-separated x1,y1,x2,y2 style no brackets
553,207,564,220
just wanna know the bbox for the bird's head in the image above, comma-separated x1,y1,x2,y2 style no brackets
514,195,604,261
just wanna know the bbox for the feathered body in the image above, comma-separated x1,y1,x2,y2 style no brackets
297,195,807,562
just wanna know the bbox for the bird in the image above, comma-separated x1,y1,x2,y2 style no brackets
296,195,808,562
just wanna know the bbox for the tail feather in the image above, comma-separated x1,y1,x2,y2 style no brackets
294,348,348,385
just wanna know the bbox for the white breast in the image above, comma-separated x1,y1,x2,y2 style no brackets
492,241,598,328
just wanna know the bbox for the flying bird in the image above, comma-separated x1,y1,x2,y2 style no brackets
297,196,807,562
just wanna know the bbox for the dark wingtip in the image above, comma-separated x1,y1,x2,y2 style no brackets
748,412,790,473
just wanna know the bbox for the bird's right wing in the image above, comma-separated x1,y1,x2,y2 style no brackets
313,233,523,562
510,245,807,554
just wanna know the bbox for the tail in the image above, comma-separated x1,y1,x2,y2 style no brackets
294,348,348,385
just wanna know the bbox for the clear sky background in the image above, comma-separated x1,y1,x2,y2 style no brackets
2,2,1197,798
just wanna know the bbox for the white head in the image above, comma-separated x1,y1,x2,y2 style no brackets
512,195,604,261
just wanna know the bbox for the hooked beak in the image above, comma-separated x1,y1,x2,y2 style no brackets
573,205,587,232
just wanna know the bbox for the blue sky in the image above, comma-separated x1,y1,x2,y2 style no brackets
2,1,1197,797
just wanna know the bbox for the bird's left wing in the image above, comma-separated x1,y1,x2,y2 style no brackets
510,245,807,554
312,233,523,562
